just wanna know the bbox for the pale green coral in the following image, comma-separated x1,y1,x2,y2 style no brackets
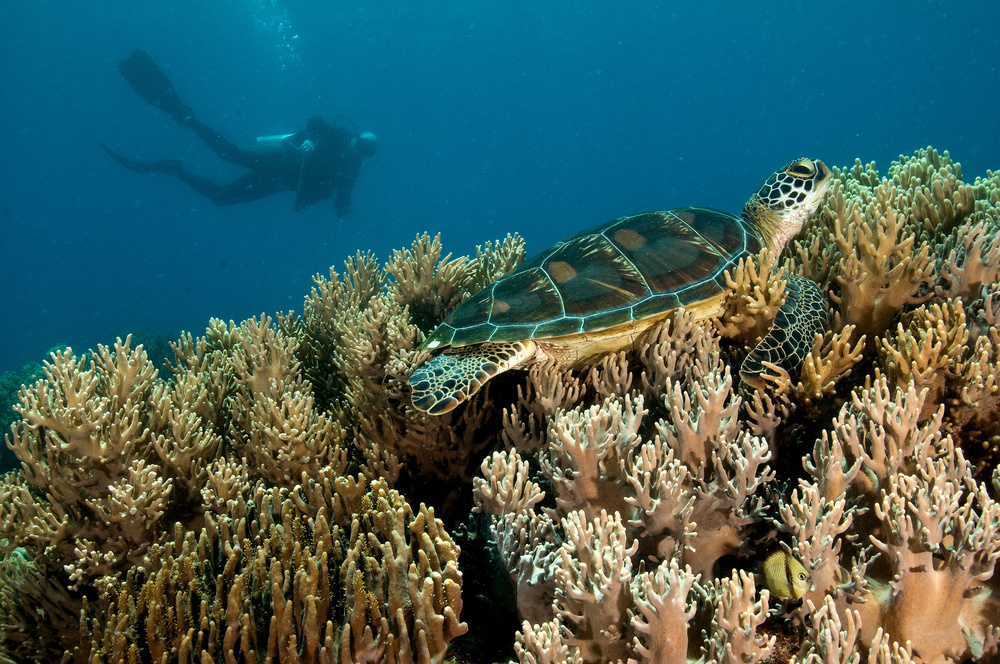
1,149,999,663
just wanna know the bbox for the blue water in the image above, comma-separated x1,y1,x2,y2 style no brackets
2,0,998,374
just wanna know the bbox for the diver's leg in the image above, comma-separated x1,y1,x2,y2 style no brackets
169,171,236,205
101,143,285,206
100,143,183,174
118,50,192,125
175,169,286,206
183,118,260,169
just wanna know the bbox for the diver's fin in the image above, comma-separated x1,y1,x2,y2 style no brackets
99,144,182,175
118,49,192,124
100,143,157,172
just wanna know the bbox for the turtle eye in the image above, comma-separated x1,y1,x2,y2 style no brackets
789,160,815,176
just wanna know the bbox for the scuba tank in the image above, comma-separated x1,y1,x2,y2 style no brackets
254,133,295,153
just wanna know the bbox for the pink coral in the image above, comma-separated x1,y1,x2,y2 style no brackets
2,148,1000,663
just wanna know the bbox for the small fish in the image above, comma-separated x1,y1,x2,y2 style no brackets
762,550,813,600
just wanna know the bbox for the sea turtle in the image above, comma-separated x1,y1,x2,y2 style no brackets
409,158,833,414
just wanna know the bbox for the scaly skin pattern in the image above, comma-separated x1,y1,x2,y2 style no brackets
410,159,832,414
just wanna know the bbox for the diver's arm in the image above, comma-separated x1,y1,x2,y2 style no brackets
282,132,314,153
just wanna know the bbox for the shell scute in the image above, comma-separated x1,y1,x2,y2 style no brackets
445,322,491,345
412,158,834,414
490,323,538,341
532,318,578,338
630,292,685,320
432,206,760,347
689,207,751,250
543,235,648,316
582,307,636,331
489,269,562,324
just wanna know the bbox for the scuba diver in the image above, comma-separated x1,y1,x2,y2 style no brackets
100,49,376,217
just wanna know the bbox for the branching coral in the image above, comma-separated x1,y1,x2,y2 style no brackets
795,155,940,343
387,232,473,333
869,454,1000,660
3,147,1000,663
552,509,638,662
289,232,528,513
788,376,1000,662
878,300,968,416
702,569,775,664
0,545,80,662
542,394,645,523
78,473,465,663
0,314,459,660
717,248,789,347
228,315,350,485
784,316,866,405
3,339,170,591
628,559,697,664
476,366,776,660
480,148,1000,663
794,595,863,664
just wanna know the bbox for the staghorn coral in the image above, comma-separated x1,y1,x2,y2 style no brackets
0,313,461,661
226,315,350,486
701,569,775,664
2,147,1000,663
474,148,1000,663
2,339,172,592
783,377,1000,663
475,358,777,660
78,473,465,663
287,232,526,515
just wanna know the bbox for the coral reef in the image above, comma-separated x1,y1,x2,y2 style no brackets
0,313,466,662
0,353,53,473
1,148,999,663
79,474,464,664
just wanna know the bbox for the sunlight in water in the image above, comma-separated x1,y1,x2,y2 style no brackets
249,0,301,70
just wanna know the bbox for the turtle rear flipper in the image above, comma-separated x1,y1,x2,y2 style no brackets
410,341,535,414
739,274,829,389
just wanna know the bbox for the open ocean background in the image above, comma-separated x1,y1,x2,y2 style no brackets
1,0,998,379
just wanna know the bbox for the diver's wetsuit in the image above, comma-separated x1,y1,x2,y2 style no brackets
175,117,362,214
103,49,364,215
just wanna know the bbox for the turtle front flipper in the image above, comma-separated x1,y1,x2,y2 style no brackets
739,274,829,389
409,340,536,414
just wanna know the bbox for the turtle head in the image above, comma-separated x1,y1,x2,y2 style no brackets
742,158,831,253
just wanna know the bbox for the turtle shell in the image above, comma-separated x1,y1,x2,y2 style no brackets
426,207,763,348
